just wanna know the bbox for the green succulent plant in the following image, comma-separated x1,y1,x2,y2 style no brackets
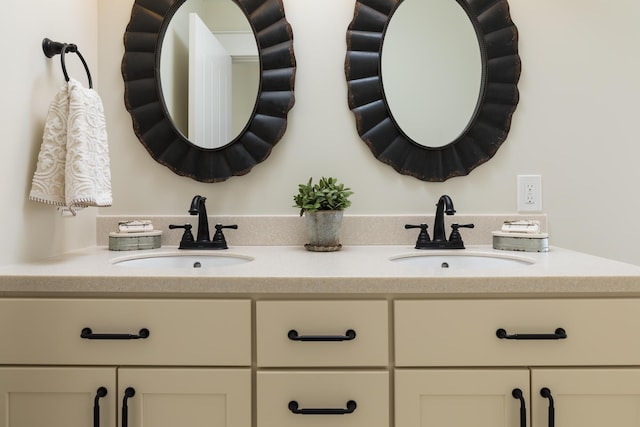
293,177,354,216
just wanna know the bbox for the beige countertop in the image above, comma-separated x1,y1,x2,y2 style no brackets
1,245,640,298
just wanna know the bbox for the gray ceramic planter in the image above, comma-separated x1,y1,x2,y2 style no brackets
304,210,344,251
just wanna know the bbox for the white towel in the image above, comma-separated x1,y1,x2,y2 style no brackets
29,78,112,215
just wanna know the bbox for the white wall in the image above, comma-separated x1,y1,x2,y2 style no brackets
2,0,640,266
0,0,98,266
98,0,640,265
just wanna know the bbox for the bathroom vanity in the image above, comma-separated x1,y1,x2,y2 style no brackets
1,243,640,427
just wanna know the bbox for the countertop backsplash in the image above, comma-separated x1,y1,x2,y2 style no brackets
97,214,547,247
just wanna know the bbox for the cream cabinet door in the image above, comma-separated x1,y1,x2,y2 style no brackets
532,368,640,427
0,367,116,427
118,368,251,427
395,369,529,427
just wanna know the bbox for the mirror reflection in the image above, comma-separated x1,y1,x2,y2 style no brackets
160,0,259,149
381,0,482,148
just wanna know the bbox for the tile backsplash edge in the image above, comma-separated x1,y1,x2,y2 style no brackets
97,214,548,247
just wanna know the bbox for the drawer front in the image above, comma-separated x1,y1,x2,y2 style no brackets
0,299,251,366
395,299,640,366
257,370,389,427
256,300,388,367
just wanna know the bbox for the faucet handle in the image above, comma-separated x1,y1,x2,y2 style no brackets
405,224,431,249
448,223,475,248
169,224,195,244
217,224,239,230
211,224,238,249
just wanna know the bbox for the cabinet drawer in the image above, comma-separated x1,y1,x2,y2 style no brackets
395,299,640,366
256,300,388,367
0,299,251,366
257,370,389,427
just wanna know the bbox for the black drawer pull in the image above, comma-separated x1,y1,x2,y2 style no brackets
496,328,566,340
287,329,356,342
512,388,526,427
288,400,357,415
122,387,135,427
540,387,555,427
81,328,150,340
93,387,108,427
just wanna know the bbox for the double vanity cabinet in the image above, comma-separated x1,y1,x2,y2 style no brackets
2,296,640,427
3,244,640,426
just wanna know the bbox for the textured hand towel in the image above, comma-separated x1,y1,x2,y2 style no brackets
29,78,112,215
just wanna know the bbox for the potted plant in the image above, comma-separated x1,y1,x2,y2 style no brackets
293,177,353,251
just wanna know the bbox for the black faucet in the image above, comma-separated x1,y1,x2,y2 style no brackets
189,195,210,243
432,195,456,243
169,195,238,249
405,194,474,249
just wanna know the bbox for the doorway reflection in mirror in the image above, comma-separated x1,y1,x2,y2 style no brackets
159,0,259,149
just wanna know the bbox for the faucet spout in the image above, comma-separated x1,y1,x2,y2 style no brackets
170,195,237,249
433,195,455,242
189,195,210,242
404,194,472,249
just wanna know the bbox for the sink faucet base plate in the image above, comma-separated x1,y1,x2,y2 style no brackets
416,241,465,250
178,241,228,250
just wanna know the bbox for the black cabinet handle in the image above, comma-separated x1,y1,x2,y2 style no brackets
540,387,555,427
287,329,356,342
81,328,150,340
512,388,526,427
122,387,135,427
93,387,108,427
288,400,357,415
496,328,567,340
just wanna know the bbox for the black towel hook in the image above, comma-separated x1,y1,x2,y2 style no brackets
42,38,93,89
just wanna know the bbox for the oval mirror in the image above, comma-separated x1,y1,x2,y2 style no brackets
159,1,259,149
345,0,520,181
123,0,296,182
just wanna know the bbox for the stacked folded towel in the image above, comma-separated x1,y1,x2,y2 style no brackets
29,78,112,215
117,220,154,233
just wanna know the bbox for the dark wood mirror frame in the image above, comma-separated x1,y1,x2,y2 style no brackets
345,0,520,182
122,0,296,182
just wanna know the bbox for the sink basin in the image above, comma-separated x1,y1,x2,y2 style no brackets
112,252,253,268
389,252,535,270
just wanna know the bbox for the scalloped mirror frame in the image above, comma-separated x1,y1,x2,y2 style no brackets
122,0,296,182
345,0,520,182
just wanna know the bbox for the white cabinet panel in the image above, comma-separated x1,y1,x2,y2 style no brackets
396,299,640,366
0,299,251,366
119,368,251,427
395,369,529,427
0,367,115,427
257,370,389,427
257,300,388,367
532,368,640,427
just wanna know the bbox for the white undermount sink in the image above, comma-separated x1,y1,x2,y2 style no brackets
111,252,254,268
389,251,535,270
